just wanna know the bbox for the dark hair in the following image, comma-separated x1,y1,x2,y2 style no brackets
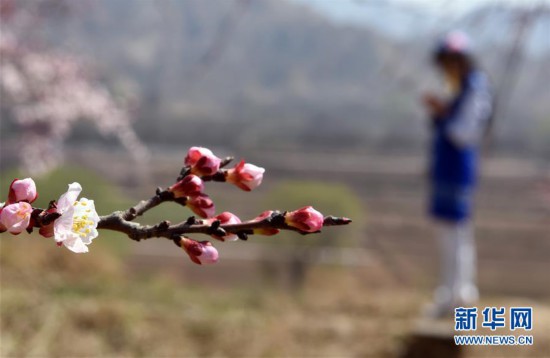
433,50,476,74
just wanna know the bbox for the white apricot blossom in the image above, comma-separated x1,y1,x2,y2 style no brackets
53,182,99,253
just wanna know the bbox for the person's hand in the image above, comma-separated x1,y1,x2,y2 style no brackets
422,93,447,117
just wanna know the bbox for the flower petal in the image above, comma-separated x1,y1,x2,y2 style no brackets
63,236,89,253
53,206,75,242
57,182,82,212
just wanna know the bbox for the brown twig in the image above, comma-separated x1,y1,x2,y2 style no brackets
121,188,175,221
97,210,351,242
22,158,351,246
94,163,352,242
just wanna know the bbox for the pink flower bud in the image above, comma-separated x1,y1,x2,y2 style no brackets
184,147,222,176
226,160,265,191
205,211,241,241
180,237,219,265
253,211,273,221
0,202,33,234
251,210,279,236
214,211,241,225
284,206,324,233
186,194,216,218
8,178,38,204
169,175,204,198
0,208,6,233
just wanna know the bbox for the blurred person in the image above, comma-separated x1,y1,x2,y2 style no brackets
421,31,494,318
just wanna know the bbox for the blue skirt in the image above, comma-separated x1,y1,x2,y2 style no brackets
430,182,473,222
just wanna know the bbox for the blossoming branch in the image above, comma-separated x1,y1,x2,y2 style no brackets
0,147,351,265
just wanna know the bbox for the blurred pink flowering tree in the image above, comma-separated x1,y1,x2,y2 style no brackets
0,147,351,265
0,0,148,175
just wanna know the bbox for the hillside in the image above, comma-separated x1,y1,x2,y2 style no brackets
8,0,550,156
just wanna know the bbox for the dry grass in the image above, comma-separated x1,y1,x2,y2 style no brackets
1,237,549,358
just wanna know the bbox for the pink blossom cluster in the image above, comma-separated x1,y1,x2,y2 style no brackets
0,178,37,234
171,147,325,265
0,2,148,175
169,147,265,220
1,178,100,253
